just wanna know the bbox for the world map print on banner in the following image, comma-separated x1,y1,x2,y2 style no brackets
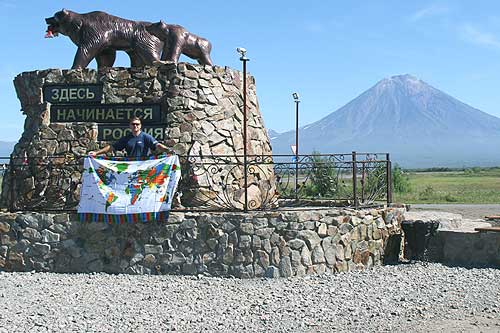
78,155,181,223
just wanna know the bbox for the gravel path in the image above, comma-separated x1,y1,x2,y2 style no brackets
1,263,499,332
410,204,500,220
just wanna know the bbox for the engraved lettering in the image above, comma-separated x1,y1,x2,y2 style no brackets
103,128,112,140
85,108,95,120
69,88,77,100
86,89,95,99
51,88,59,102
95,108,105,121
112,128,123,140
77,88,86,99
143,108,153,120
106,108,115,120
154,128,163,139
66,109,76,121
59,89,70,102
56,108,65,121
125,108,134,119
115,108,124,120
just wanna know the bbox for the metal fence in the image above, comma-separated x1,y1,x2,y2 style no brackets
0,152,392,212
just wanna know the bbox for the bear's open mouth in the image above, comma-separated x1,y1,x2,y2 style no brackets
45,17,60,38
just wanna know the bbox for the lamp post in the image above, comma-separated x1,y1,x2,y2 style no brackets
237,47,249,212
292,93,300,200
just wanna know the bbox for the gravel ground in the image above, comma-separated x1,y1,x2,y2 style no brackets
1,263,499,332
410,204,500,220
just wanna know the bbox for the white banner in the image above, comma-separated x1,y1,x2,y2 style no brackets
78,155,181,222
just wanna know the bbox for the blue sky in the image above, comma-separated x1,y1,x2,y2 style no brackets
1,1,500,141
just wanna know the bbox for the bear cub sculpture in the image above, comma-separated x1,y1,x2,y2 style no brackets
45,9,163,69
146,20,213,66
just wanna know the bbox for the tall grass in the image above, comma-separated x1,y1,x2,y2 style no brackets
394,167,500,204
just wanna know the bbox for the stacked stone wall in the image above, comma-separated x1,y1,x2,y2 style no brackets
0,207,404,277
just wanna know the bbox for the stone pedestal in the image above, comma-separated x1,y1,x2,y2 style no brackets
2,63,276,210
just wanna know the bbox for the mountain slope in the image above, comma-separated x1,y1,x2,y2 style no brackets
0,141,15,158
270,75,500,167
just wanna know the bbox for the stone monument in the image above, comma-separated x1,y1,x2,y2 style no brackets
3,62,276,211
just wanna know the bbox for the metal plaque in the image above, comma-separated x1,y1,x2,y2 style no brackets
43,84,103,103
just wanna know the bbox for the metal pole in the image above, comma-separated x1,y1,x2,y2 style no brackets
386,153,392,206
361,162,365,204
8,154,14,212
239,51,249,212
295,99,299,200
352,151,358,209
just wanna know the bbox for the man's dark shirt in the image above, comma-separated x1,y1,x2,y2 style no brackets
112,132,158,158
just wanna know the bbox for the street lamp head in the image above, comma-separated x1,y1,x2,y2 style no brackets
237,47,249,61
292,92,300,101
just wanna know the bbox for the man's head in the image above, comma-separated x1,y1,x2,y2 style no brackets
129,116,142,135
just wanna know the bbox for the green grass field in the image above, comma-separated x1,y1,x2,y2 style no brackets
394,167,500,204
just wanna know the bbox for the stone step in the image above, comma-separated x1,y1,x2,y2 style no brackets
403,210,500,267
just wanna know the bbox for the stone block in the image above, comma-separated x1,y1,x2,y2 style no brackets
144,244,163,255
223,244,234,265
252,235,261,249
253,217,268,229
255,228,274,239
279,256,293,277
270,247,280,266
16,214,39,229
180,219,196,229
32,242,51,256
317,223,328,236
298,230,321,249
256,250,270,269
339,223,354,235
0,222,10,233
23,228,41,241
240,223,254,235
265,265,280,278
312,245,326,264
53,214,69,224
288,239,306,250
290,250,302,267
239,235,251,248
41,229,60,243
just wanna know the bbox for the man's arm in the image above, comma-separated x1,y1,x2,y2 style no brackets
89,145,113,157
155,142,174,154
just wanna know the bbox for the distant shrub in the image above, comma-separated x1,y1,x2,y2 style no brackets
419,185,435,200
444,194,458,202
392,164,411,193
420,167,453,172
464,167,481,175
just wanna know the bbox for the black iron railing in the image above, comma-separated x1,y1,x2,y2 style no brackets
0,152,392,212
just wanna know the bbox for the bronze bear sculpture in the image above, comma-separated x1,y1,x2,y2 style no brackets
45,9,164,69
146,20,213,66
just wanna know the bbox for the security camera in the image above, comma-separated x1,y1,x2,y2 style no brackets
292,93,300,100
236,47,247,55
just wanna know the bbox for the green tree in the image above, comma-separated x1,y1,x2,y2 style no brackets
392,164,411,193
303,152,338,197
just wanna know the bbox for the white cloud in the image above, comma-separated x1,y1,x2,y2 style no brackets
410,4,449,22
460,24,500,49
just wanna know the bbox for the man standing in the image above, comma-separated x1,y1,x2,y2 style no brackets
89,116,170,157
